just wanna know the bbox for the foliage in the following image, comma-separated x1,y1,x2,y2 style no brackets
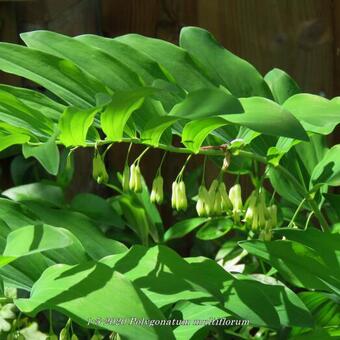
0,26,338,339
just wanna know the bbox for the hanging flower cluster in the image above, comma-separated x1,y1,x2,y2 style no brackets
244,189,277,240
115,147,278,239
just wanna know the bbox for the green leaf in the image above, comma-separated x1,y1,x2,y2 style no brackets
21,31,142,91
239,231,340,294
222,97,309,141
223,275,313,329
299,291,340,328
71,193,124,228
164,217,208,242
141,116,178,146
170,88,243,120
264,68,301,104
0,42,106,107
76,34,169,85
181,117,227,153
172,301,229,340
101,88,154,141
59,106,99,147
0,84,65,121
283,94,340,135
180,26,272,98
311,145,340,188
16,268,175,340
21,201,128,260
22,135,60,175
116,33,215,91
0,133,30,152
4,224,76,258
0,90,52,137
196,218,234,240
2,183,64,207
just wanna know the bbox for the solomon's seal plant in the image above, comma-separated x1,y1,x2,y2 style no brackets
0,27,338,339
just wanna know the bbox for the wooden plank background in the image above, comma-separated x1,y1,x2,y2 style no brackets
0,0,339,206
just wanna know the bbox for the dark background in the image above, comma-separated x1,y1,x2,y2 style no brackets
0,0,339,216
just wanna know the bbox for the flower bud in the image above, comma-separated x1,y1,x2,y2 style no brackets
222,152,231,172
219,183,232,211
196,198,206,216
259,229,272,241
229,184,242,223
129,164,136,191
266,204,277,229
92,151,109,184
177,181,187,211
134,165,142,193
129,164,142,193
122,165,130,192
229,184,243,211
213,191,222,216
151,176,164,204
171,181,178,209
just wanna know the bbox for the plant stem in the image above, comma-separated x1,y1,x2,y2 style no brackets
35,136,330,230
288,198,306,228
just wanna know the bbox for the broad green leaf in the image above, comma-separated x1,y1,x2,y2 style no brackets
299,291,340,328
22,31,141,90
59,106,99,147
22,134,59,175
0,42,106,107
170,88,243,120
311,145,340,188
172,301,229,340
101,88,154,141
116,33,215,91
0,199,37,230
180,26,272,98
2,183,64,207
71,193,124,228
181,117,227,153
239,236,340,294
21,201,128,259
76,34,169,85
223,276,312,329
16,268,175,340
283,94,340,135
0,133,30,152
275,228,340,269
0,90,52,137
141,116,178,146
164,217,208,242
196,218,234,240
222,97,309,141
0,84,65,121
3,224,76,258
264,68,301,104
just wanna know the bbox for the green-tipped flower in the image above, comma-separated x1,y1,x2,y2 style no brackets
150,175,164,204
229,184,243,222
171,181,178,209
92,151,109,184
172,181,187,211
266,204,277,229
222,152,231,172
196,185,209,216
129,164,142,193
177,181,188,211
219,183,232,211
122,165,130,192
244,191,257,226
